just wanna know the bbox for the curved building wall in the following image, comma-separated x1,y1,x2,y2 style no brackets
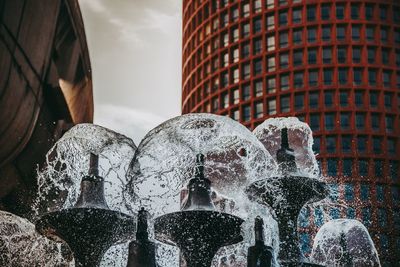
182,0,400,265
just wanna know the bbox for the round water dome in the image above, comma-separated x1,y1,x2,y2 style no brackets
253,117,320,178
126,113,276,216
311,219,380,266
35,123,137,215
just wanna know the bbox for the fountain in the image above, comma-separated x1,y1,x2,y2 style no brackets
154,154,244,267
247,216,274,267
35,153,136,267
246,128,328,266
126,207,156,267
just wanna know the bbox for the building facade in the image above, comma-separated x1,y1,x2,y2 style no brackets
182,0,400,265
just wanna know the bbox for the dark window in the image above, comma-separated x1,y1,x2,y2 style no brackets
309,70,318,86
340,113,350,129
280,74,289,90
366,27,375,42
388,139,396,154
386,116,394,132
343,159,352,177
342,136,352,153
326,136,336,153
362,208,371,226
321,4,331,20
368,47,376,63
313,136,320,153
267,98,276,115
308,28,317,43
336,4,345,20
338,68,348,85
293,9,302,24
310,114,320,131
356,113,365,129
308,49,317,64
330,208,340,219
253,38,262,54
382,49,390,65
293,29,302,45
353,68,363,85
360,185,369,201
371,113,380,130
352,47,361,63
381,27,388,43
368,69,377,86
242,42,250,58
390,161,399,180
253,58,263,75
394,7,400,23
280,53,289,69
378,208,387,228
295,94,304,111
370,91,378,108
267,77,276,93
373,137,382,154
309,92,319,108
299,208,310,228
328,159,337,176
359,159,368,177
365,5,374,20
254,80,263,97
375,159,383,177
243,105,251,121
300,233,311,254
307,6,316,21
383,71,391,87
337,25,346,41
280,32,288,48
380,5,387,20
279,11,288,26
324,69,333,85
325,91,334,107
314,208,324,227
377,185,385,202
325,113,335,130
345,184,354,201
355,91,363,107
294,72,304,89
242,84,251,100
323,48,332,63
254,101,264,118
322,26,331,41
352,25,360,41
340,91,349,107
358,136,367,153
337,47,346,63
253,17,262,33
351,4,359,19
347,207,355,219
280,95,290,112
294,50,303,66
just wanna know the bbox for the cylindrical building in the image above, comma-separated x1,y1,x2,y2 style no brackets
182,0,400,265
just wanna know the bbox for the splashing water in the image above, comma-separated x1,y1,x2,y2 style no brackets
126,113,278,266
33,123,137,266
0,211,71,266
311,219,381,266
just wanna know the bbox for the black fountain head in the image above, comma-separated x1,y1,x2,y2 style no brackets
74,153,109,209
182,153,215,210
127,207,156,267
36,153,136,267
276,128,297,175
246,128,327,266
247,216,274,267
154,153,244,267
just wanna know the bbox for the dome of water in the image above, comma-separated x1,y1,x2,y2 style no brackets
126,113,276,216
126,114,278,267
253,117,319,178
0,211,71,266
311,219,381,266
34,123,137,216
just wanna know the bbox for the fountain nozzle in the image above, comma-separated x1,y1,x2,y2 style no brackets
277,128,297,174
182,153,215,211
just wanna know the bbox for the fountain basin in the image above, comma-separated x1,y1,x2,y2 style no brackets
155,210,243,267
36,207,135,267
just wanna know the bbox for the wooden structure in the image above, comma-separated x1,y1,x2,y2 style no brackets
0,0,93,216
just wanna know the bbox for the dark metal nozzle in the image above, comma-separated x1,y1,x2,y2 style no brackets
136,207,149,241
255,216,264,244
277,128,297,174
88,153,99,176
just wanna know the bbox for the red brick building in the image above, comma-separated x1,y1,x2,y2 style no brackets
181,0,400,265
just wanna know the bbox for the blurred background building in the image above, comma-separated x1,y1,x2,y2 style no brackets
181,0,400,265
0,0,93,216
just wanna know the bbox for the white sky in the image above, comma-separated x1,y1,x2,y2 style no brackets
79,0,182,144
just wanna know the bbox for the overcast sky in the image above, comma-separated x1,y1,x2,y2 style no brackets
79,0,182,144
